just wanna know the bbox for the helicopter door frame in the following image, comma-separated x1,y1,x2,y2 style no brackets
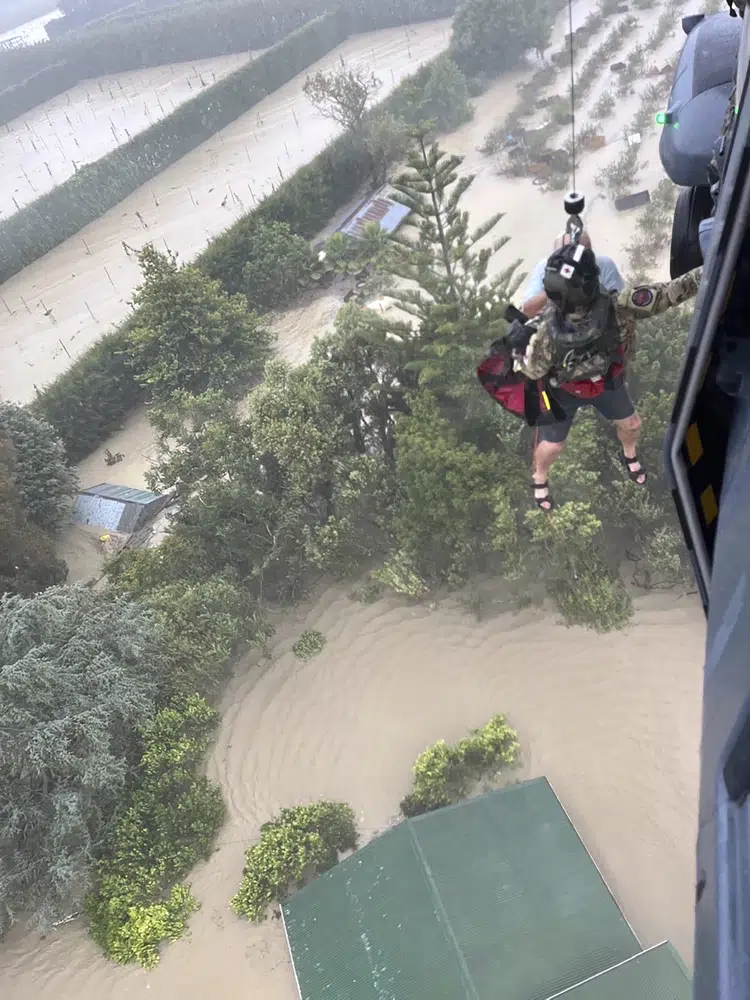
664,52,750,609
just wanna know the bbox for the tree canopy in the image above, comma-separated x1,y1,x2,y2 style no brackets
0,437,67,598
0,402,78,533
303,65,382,132
0,585,164,934
451,0,555,75
127,245,273,406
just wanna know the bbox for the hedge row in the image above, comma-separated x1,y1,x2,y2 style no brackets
0,0,456,110
31,53,455,461
0,10,351,284
0,0,320,92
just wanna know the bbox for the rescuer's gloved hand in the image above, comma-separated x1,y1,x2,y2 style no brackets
505,318,534,356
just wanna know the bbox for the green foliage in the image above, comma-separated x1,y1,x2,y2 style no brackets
591,90,615,120
0,438,67,597
525,502,633,631
0,584,163,934
0,0,329,103
451,0,555,74
147,576,267,699
0,12,351,284
401,715,520,816
31,321,143,463
86,695,225,968
304,64,382,131
384,391,499,588
127,245,272,406
292,629,326,660
0,402,78,533
241,220,317,308
231,802,357,921
420,53,474,132
386,135,509,403
362,112,411,186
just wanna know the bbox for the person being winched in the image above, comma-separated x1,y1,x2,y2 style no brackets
477,242,702,512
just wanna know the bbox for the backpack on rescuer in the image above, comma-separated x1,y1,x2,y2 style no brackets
476,338,568,426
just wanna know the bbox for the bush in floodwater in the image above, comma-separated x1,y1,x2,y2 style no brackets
292,629,326,660
400,714,521,817
231,802,358,921
85,695,225,969
591,90,615,120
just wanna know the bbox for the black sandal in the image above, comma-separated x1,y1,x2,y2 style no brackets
620,449,647,485
530,481,555,512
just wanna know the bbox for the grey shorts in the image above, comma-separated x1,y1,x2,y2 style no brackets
537,381,636,444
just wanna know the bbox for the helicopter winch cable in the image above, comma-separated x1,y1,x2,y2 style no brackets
567,0,577,194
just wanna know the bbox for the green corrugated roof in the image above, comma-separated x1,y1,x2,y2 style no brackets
282,777,644,1000
546,943,691,1000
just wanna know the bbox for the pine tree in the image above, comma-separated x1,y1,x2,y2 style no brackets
385,132,522,403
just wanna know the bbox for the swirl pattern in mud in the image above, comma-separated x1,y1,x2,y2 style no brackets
0,588,703,1000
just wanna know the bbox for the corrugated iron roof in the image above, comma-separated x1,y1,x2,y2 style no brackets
548,943,691,1000
339,194,411,240
282,778,649,1000
81,483,160,506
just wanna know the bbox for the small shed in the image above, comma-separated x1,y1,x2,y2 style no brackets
337,192,411,241
72,483,170,534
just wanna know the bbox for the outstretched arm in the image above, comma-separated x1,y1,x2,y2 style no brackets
617,265,702,318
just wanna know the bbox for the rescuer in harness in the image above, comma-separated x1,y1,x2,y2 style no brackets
479,243,703,512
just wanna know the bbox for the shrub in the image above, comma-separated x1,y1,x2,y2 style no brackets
0,402,78,532
292,629,326,660
526,502,633,631
30,321,143,463
126,245,273,406
239,220,317,307
591,90,615,119
147,577,265,699
86,695,225,969
230,802,357,921
420,53,473,132
401,715,520,817
0,0,458,102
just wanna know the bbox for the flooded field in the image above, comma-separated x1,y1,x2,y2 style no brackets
0,19,452,404
1,50,261,214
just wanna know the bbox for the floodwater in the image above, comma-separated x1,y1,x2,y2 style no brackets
0,20,453,405
0,588,703,999
2,4,707,998
1,51,261,213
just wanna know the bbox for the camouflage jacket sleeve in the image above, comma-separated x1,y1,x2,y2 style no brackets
516,320,554,380
616,266,702,318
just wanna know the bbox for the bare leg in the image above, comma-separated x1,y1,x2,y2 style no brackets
532,438,566,510
614,413,646,485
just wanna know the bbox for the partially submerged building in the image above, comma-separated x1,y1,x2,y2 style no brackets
282,777,691,1000
72,483,170,535
337,190,411,241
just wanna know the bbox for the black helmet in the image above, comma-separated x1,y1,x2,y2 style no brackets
543,244,600,314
